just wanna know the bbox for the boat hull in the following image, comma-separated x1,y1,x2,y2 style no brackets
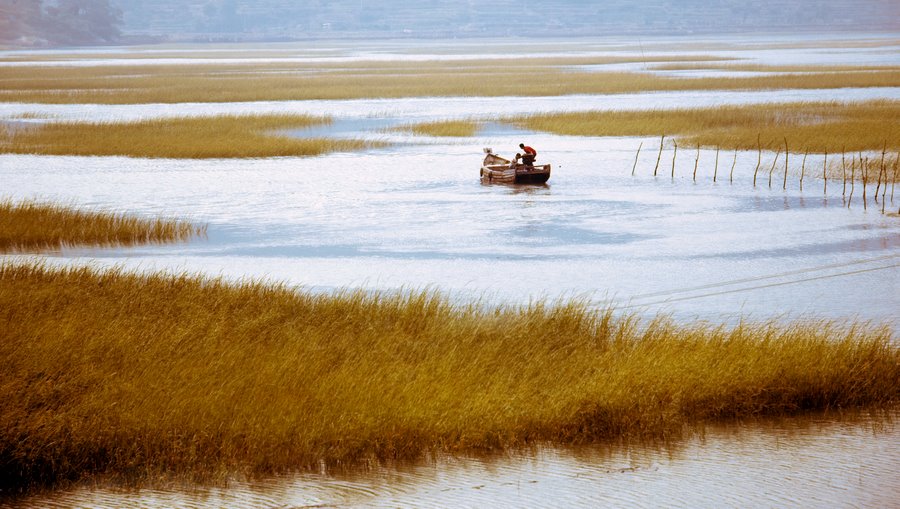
480,164,551,185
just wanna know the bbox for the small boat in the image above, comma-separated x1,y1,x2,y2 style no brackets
480,148,551,184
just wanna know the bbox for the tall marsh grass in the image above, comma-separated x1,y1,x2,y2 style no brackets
392,120,480,137
0,114,378,159
1,60,897,104
1,263,897,491
0,200,203,252
508,100,900,155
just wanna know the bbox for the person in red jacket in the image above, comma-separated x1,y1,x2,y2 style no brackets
517,143,537,166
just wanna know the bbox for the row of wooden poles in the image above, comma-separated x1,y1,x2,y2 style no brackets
631,135,899,215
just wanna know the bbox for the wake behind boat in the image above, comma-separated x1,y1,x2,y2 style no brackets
480,148,551,184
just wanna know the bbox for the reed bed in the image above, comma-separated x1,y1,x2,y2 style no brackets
1,60,897,103
1,263,897,492
0,200,203,252
650,63,900,73
507,100,900,157
392,120,480,137
0,114,378,159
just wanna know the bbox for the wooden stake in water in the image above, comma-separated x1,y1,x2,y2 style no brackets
671,140,678,179
713,146,720,183
822,149,827,195
730,149,737,184
753,134,761,187
783,137,789,191
862,155,868,211
880,157,889,212
632,141,643,176
768,149,780,189
800,149,807,192
874,143,885,203
653,135,664,177
848,155,855,207
693,143,700,182
841,149,847,198
891,154,900,203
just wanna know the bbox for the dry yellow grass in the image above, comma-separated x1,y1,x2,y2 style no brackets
1,263,897,492
507,100,900,154
392,119,481,137
0,59,897,104
650,63,900,73
0,114,379,159
0,200,203,252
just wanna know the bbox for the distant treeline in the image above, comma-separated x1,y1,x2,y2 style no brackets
0,0,122,47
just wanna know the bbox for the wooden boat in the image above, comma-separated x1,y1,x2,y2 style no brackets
480,148,551,184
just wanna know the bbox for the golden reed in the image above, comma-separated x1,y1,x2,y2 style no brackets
1,263,896,491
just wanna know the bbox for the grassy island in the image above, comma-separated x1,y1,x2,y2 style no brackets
1,59,897,104
0,200,203,252
1,263,897,492
392,119,481,137
0,114,379,159
506,100,900,154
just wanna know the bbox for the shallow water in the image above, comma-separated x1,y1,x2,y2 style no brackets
4,413,898,508
3,133,899,328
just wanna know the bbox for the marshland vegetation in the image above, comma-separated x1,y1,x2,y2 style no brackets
1,58,898,104
393,119,481,137
0,200,203,252
649,63,900,73
1,263,897,492
508,100,900,178
0,114,379,158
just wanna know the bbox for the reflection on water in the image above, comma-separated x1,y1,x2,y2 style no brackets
5,412,897,508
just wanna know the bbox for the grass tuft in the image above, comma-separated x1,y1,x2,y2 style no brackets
0,200,204,252
1,263,896,492
507,100,900,155
0,114,381,159
391,119,481,137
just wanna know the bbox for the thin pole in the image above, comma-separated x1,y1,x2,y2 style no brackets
653,135,664,177
753,134,761,187
800,149,807,192
848,154,855,207
892,155,897,203
841,148,847,198
631,142,643,176
768,149,780,189
729,149,737,184
822,149,827,195
783,137,789,191
874,143,885,202
713,146,719,183
671,140,678,179
862,155,868,211
693,143,700,182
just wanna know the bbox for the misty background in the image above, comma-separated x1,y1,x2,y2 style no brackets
2,0,899,47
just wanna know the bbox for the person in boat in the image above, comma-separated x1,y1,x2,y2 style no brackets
516,143,537,167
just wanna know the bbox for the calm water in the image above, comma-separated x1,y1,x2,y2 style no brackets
1,36,899,507
3,133,898,327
